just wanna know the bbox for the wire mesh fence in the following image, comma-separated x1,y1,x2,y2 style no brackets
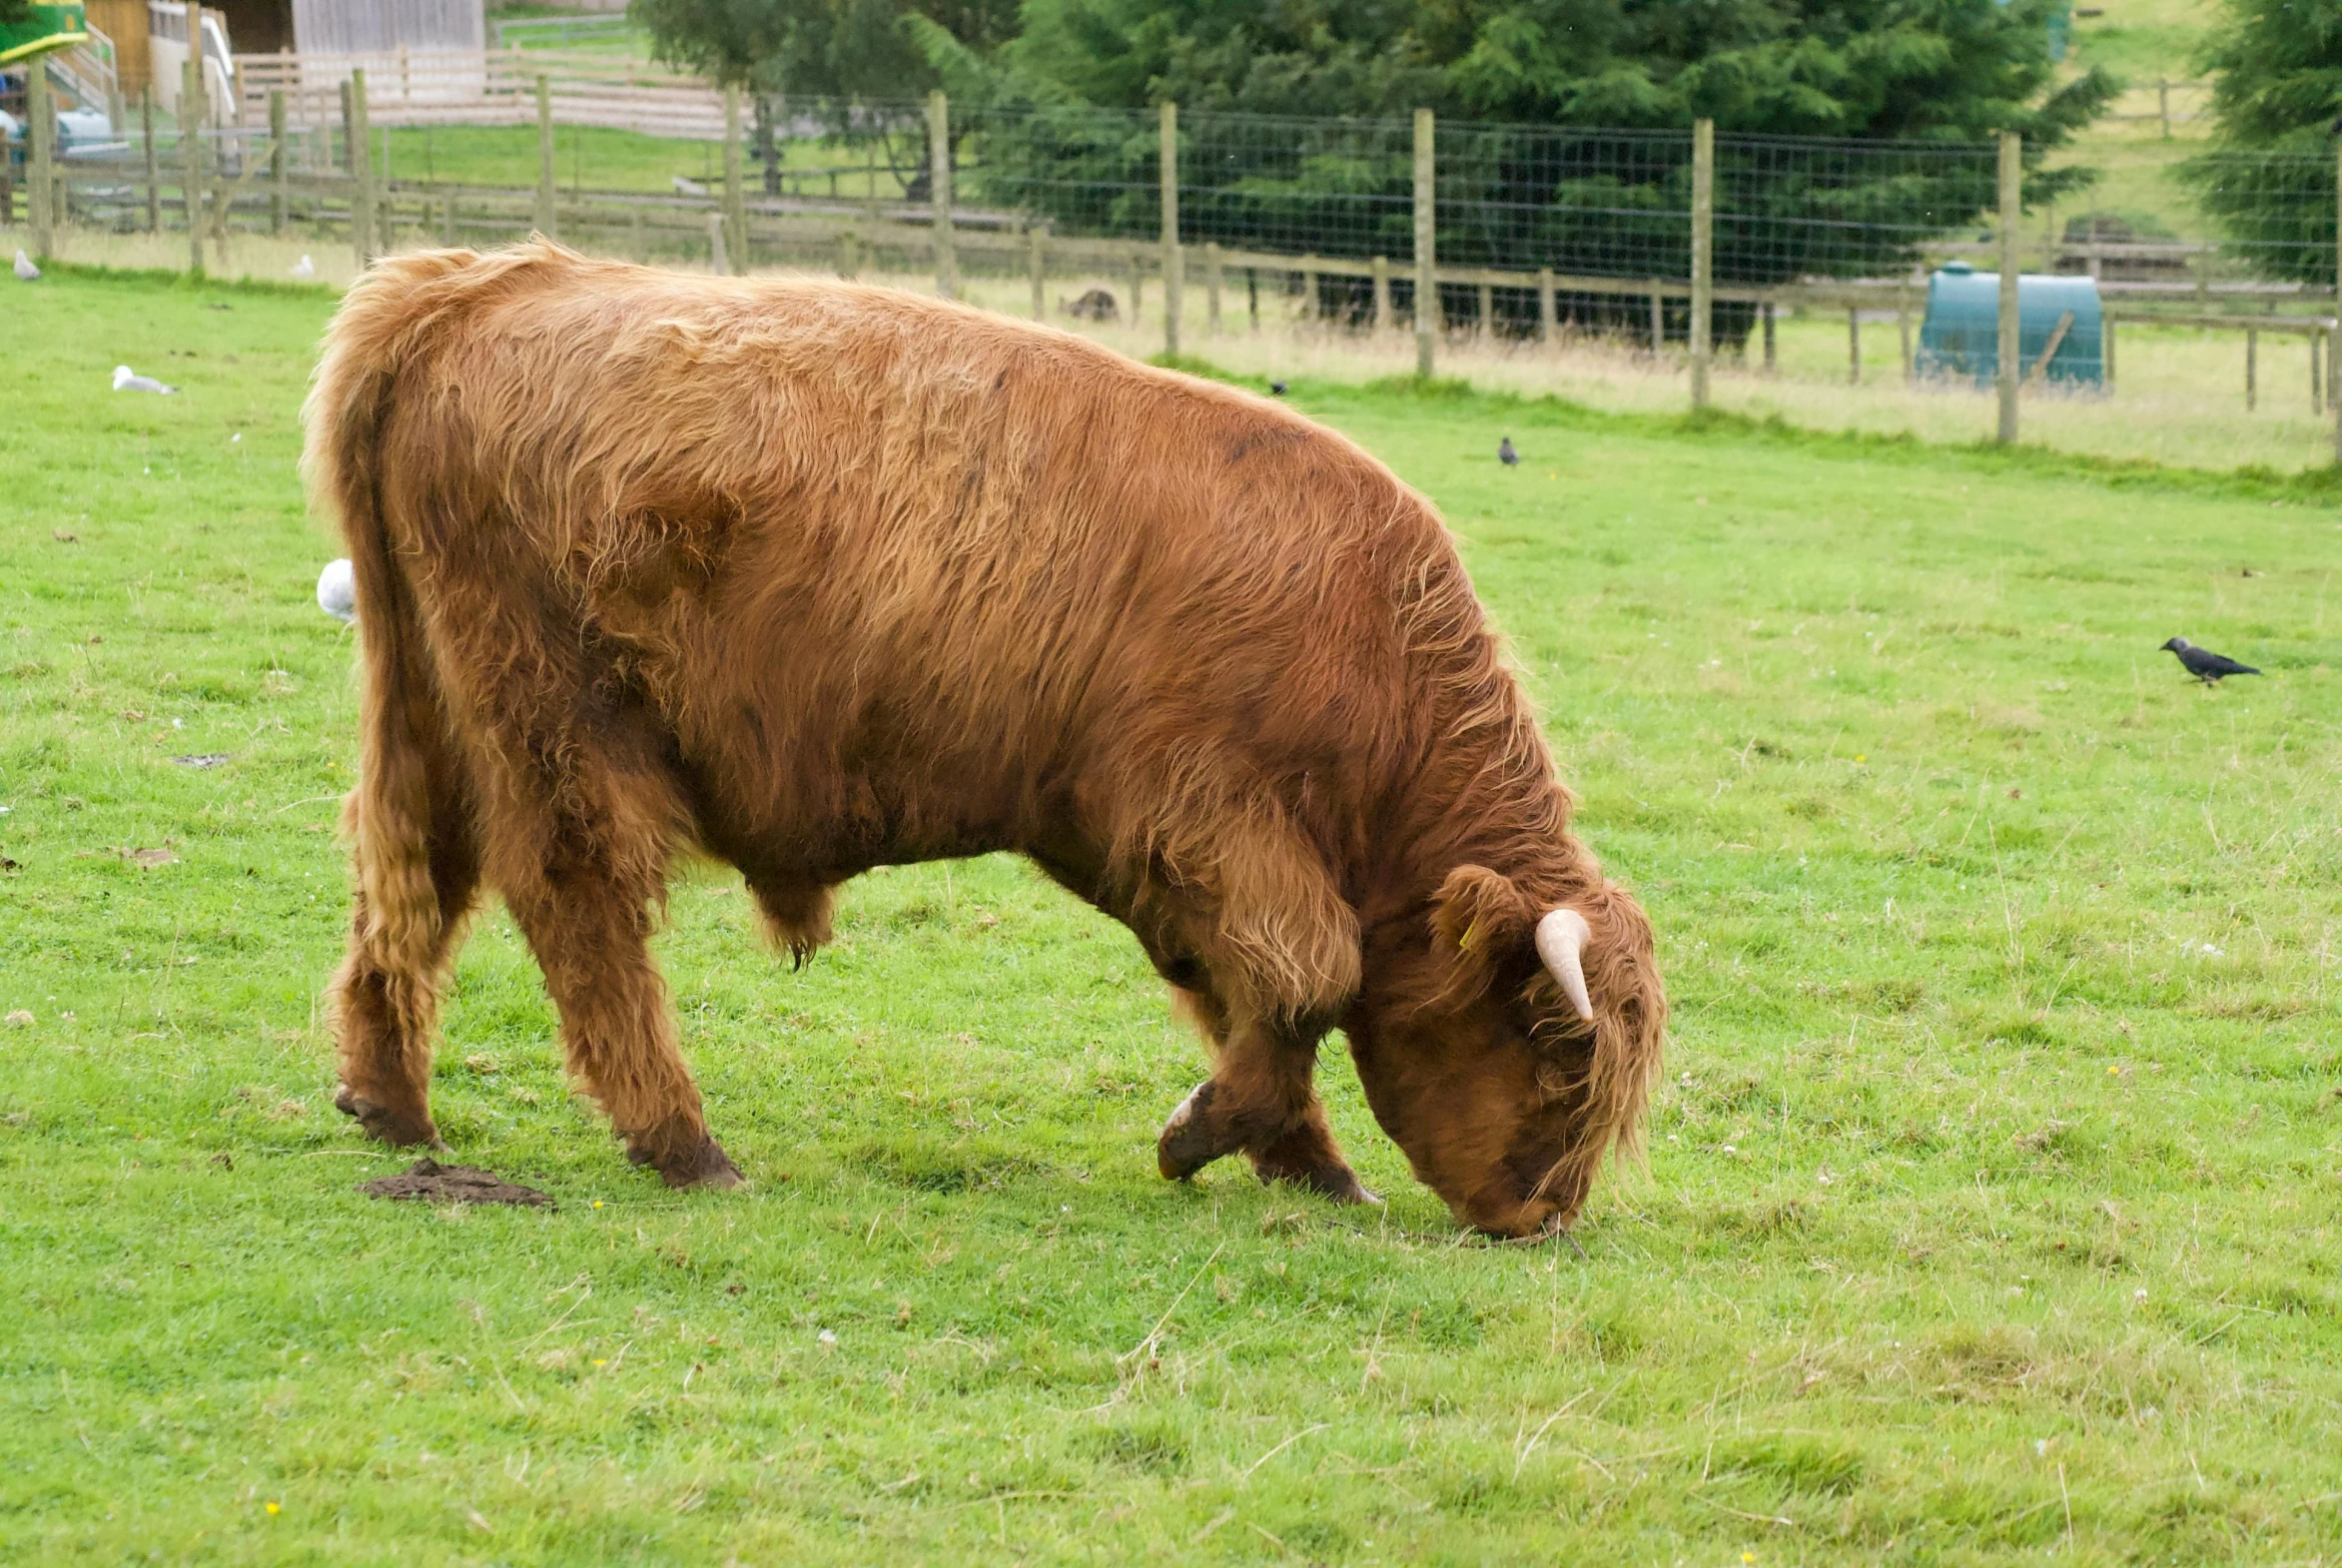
2177,151,2337,288
9,82,2337,317
1712,135,2002,285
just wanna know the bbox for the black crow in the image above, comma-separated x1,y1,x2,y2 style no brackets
1269,380,1287,396
2161,636,2260,684
1498,436,1519,466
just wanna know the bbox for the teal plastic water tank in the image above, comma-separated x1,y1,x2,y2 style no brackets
1916,262,2103,389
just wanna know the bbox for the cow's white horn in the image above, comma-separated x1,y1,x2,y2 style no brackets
1534,908,1595,1023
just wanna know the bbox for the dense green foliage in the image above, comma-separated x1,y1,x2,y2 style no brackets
2176,0,2342,284
926,0,2115,286
631,0,1016,189
633,0,2116,284
632,0,1014,97
981,0,2106,136
6,270,2339,1562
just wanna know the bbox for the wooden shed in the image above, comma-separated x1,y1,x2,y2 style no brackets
288,0,482,53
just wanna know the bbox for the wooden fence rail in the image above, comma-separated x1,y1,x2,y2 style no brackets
231,48,729,137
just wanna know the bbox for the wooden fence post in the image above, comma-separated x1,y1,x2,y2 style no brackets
1996,130,2020,444
1205,242,1222,334
210,95,231,273
1648,288,1663,357
1128,249,1144,325
1476,280,1492,338
350,66,374,268
1763,301,1777,373
2329,324,2341,448
723,82,747,275
2333,144,2341,462
1412,108,1436,377
1371,255,1391,333
1847,306,1862,384
929,90,955,300
1161,101,1181,358
27,54,53,259
2312,327,2322,416
2103,315,2117,390
1301,254,1319,322
1537,267,1555,347
142,88,160,232
183,55,206,272
269,88,287,234
535,75,556,238
1690,117,1713,408
1028,226,1046,319
1899,303,1914,383
2245,325,2257,411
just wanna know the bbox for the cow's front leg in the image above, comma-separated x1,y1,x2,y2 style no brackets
1242,1101,1379,1204
1156,1003,1371,1203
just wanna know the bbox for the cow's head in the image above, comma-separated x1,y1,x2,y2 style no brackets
1345,866,1665,1237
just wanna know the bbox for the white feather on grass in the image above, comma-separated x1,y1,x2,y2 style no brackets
317,558,357,623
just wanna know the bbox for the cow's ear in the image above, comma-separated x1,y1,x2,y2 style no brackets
1430,865,1535,984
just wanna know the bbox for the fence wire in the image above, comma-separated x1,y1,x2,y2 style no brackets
2178,151,2335,287
13,85,2338,306
1714,135,2000,285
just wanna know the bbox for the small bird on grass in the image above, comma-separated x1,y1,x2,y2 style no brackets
1498,436,1519,466
14,250,40,282
112,365,177,394
2161,636,2259,684
1269,380,1288,397
290,255,316,280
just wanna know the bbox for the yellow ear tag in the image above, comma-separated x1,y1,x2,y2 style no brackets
1458,918,1480,953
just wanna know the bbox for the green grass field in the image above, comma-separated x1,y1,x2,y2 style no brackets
2,267,2338,1565
384,124,907,200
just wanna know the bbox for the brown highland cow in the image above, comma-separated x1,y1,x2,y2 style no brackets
310,242,1665,1237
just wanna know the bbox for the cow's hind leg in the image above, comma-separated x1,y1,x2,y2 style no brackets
332,824,478,1147
331,675,481,1148
502,859,739,1188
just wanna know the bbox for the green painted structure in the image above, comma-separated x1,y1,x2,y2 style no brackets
0,4,88,65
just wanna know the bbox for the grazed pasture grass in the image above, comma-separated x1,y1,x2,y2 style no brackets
1,267,2338,1565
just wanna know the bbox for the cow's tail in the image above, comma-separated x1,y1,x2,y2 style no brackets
306,248,491,986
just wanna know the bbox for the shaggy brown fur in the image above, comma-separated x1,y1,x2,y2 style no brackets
309,240,1666,1235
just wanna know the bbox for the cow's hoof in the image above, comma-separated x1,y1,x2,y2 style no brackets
334,1085,438,1148
628,1128,744,1189
1157,1081,1234,1180
1255,1157,1379,1205
1313,1174,1382,1206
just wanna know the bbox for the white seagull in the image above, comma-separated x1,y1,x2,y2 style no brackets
290,255,316,280
113,365,177,394
317,558,357,623
13,250,39,281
